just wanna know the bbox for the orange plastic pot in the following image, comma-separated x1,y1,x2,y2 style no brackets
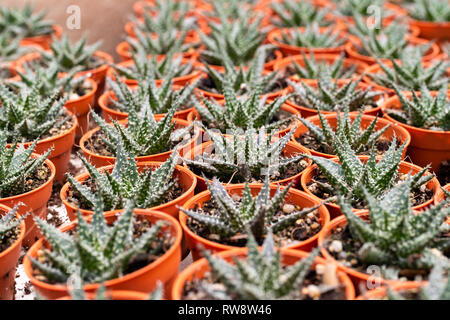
267,26,348,56
273,53,369,85
107,57,203,88
98,85,195,122
409,19,450,41
301,156,440,219
58,290,151,300
19,25,62,50
0,204,25,300
363,60,450,95
60,161,196,220
381,94,450,172
183,140,311,193
291,113,411,160
179,184,329,260
79,118,199,168
64,78,97,139
0,157,54,247
172,247,355,300
356,282,424,300
318,212,422,294
24,209,182,300
115,40,199,63
285,80,386,118
345,37,440,66
435,183,450,204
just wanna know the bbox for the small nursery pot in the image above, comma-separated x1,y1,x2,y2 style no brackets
0,156,55,247
179,184,330,260
98,84,195,122
363,60,450,95
409,19,450,41
318,212,422,293
0,204,25,300
355,282,423,300
183,140,312,192
267,26,348,56
107,57,203,88
19,25,63,50
79,118,199,168
64,78,97,139
60,161,196,219
273,53,369,85
172,247,355,300
24,210,182,300
7,111,77,183
291,113,411,159
345,37,440,66
301,156,440,219
381,94,450,172
285,80,386,118
58,290,151,300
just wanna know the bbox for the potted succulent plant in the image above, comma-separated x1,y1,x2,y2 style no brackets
183,126,311,191
301,136,439,218
179,176,330,259
173,232,355,300
24,198,182,300
0,131,55,245
406,0,450,41
0,204,26,300
318,178,449,292
0,4,62,50
270,0,333,28
381,83,450,173
292,107,411,159
61,142,196,219
0,82,76,182
329,0,399,25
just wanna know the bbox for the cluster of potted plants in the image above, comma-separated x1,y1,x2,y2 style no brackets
0,0,449,301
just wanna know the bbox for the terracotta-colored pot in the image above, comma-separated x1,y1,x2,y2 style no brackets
273,53,369,85
98,84,195,122
186,101,302,139
58,290,151,300
409,19,450,41
183,140,311,192
381,94,450,172
291,113,411,159
6,112,77,183
60,161,196,220
115,40,199,63
318,212,422,294
267,26,348,56
356,282,424,300
24,210,182,300
0,204,25,300
0,156,55,246
363,60,450,95
107,57,203,88
345,37,440,66
64,78,97,139
19,25,62,50
179,183,329,260
301,156,441,219
79,118,199,168
285,80,386,118
172,247,355,300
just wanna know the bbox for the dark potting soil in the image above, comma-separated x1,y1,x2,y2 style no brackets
0,163,51,199
33,215,173,285
0,224,20,253
296,131,398,156
306,171,434,209
186,194,322,248
437,160,450,186
67,175,184,211
182,267,347,300
324,224,445,281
